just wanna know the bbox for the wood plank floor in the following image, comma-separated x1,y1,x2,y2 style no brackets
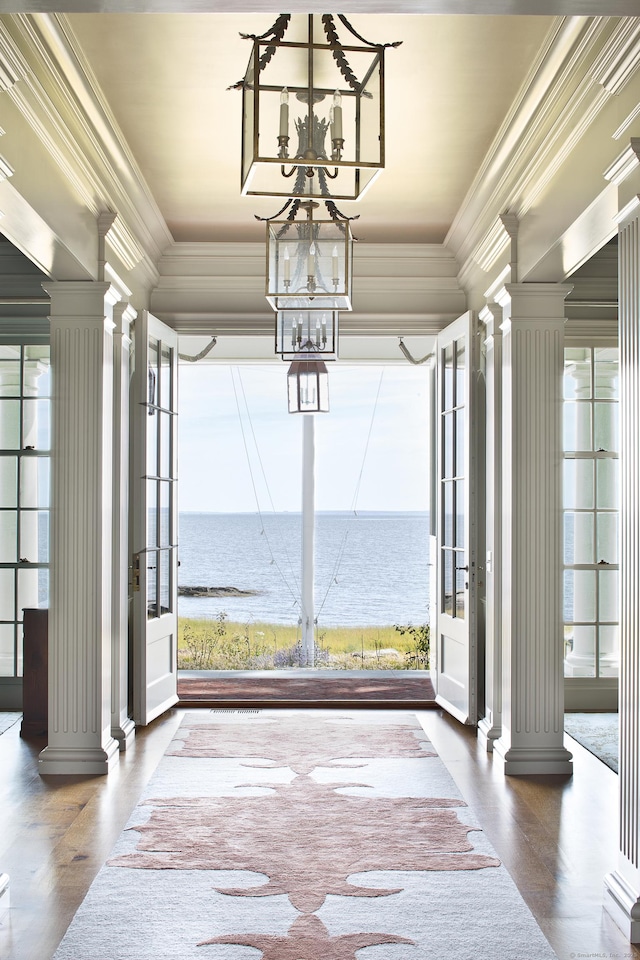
0,707,637,960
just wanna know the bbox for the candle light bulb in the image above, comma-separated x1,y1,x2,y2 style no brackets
279,87,289,138
283,245,290,283
332,245,339,283
331,90,343,141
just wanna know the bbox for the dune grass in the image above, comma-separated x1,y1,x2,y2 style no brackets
178,615,430,671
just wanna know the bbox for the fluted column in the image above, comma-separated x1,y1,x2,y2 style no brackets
111,302,135,750
478,303,502,751
493,283,573,776
604,200,640,940
38,281,120,776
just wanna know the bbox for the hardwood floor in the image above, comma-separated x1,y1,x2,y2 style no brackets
0,706,637,960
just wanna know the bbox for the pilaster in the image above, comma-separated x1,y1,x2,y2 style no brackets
38,280,119,776
603,200,640,941
111,301,135,750
477,303,502,752
493,282,573,776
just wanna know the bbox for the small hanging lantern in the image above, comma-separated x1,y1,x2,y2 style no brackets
277,308,339,360
287,354,329,413
264,199,354,312
232,14,400,202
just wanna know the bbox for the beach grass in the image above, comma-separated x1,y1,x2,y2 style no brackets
178,616,430,671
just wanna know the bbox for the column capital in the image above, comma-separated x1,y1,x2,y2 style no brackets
112,301,136,340
41,280,120,318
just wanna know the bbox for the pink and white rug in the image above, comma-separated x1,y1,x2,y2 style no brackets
53,710,558,959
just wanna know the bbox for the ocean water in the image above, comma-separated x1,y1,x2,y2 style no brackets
178,511,430,628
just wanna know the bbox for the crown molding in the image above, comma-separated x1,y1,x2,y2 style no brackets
448,17,638,291
604,138,640,185
0,20,28,90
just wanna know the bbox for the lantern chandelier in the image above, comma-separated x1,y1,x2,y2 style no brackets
232,13,400,202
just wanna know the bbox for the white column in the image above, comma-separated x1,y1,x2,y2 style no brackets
493,282,573,776
38,281,120,776
111,302,135,750
604,200,640,941
301,413,315,666
478,303,502,751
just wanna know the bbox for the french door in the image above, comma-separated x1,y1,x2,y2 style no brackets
131,311,179,724
432,311,478,723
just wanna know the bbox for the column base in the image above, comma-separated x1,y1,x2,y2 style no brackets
493,739,573,775
478,717,501,752
604,871,640,942
38,738,120,776
0,873,9,924
112,717,135,751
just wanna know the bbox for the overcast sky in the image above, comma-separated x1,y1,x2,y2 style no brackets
178,363,429,513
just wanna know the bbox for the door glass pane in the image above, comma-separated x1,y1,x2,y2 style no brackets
0,400,21,449
160,412,171,479
597,513,618,564
443,549,453,616
455,340,465,407
455,408,464,477
160,345,172,411
455,557,466,620
147,549,158,620
160,549,170,615
564,460,594,509
148,338,159,407
444,344,453,411
146,409,158,477
0,512,16,561
455,479,465,548
160,481,170,548
147,480,158,549
443,411,453,479
444,481,453,546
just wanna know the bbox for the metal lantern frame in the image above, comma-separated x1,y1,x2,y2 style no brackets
264,199,354,312
287,353,330,413
276,307,339,360
234,13,399,202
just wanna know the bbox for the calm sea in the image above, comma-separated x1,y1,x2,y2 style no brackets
178,511,430,628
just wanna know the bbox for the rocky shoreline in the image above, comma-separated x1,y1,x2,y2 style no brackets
178,585,262,598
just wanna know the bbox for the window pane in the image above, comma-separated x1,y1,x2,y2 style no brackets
599,625,619,677
18,567,40,617
564,401,592,451
0,458,17,507
564,459,594,509
0,512,17,562
0,360,21,397
20,457,49,508
594,402,618,453
38,568,49,608
0,399,21,449
20,511,48,563
566,625,596,677
23,398,50,450
565,570,596,622
596,459,618,509
0,569,15,619
594,349,618,400
599,569,619,623
565,512,594,564
0,623,16,677
597,513,618,564
24,347,51,397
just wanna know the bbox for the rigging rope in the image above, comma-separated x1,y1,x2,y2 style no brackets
229,367,300,611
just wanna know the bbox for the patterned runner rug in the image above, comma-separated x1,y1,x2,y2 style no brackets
53,710,558,960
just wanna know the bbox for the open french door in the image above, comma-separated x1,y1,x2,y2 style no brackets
131,311,179,725
432,311,478,724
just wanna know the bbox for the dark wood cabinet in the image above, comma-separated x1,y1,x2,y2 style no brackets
20,608,48,738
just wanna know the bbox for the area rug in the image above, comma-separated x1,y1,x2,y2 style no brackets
53,709,558,959
178,671,436,706
564,712,619,773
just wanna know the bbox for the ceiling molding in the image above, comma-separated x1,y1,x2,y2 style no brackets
604,138,640,185
590,17,640,94
448,17,631,290
0,20,29,91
